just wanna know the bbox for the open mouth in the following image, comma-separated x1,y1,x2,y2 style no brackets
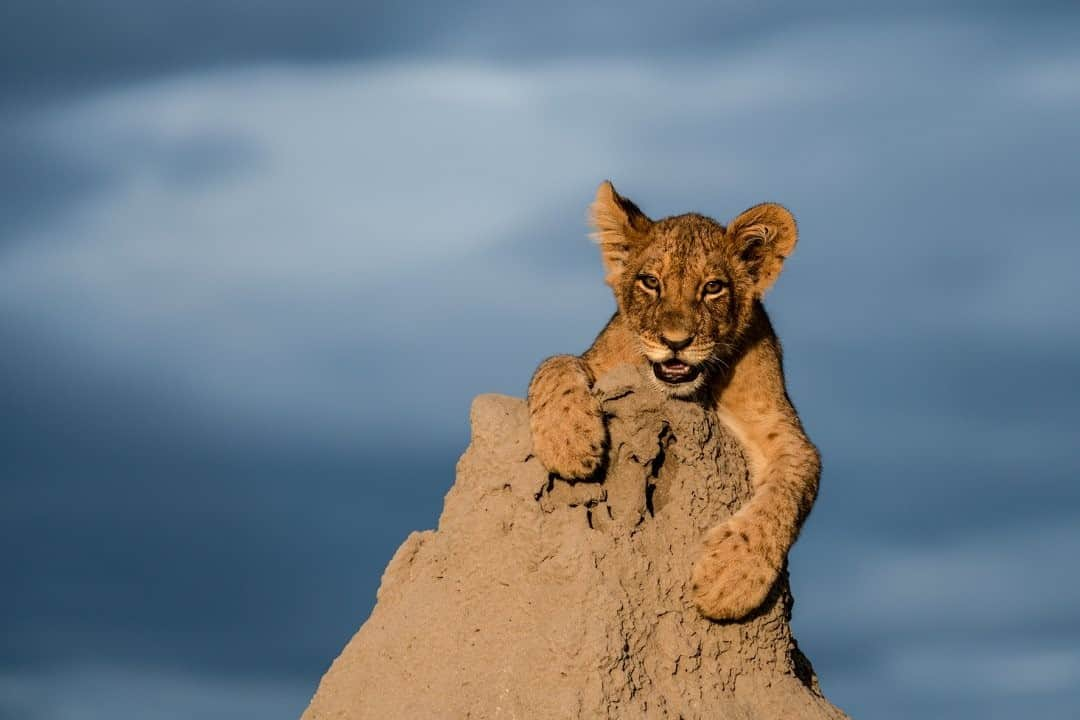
652,358,701,385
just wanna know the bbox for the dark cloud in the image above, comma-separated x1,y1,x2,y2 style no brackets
2,0,1077,101
0,318,457,684
1,1,392,99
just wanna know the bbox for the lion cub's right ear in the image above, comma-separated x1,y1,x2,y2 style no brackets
589,180,653,287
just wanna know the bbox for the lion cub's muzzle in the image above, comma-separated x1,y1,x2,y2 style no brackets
652,358,701,385
641,335,713,394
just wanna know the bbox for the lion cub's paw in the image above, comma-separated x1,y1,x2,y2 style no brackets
691,522,780,621
530,388,606,481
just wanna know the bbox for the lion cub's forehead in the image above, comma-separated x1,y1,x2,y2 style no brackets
654,213,726,248
640,213,728,274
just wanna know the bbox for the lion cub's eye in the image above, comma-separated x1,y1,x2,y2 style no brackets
637,274,660,292
703,280,727,296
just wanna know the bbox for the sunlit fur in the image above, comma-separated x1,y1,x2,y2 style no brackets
527,181,820,622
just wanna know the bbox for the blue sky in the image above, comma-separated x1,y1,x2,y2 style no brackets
2,2,1079,718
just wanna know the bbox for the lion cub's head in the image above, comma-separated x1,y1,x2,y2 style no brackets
589,181,798,397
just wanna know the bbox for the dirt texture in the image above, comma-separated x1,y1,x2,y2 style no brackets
302,365,849,719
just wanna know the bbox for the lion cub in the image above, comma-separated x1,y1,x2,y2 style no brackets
528,181,820,621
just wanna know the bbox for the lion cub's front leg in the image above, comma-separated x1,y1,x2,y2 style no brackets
528,354,606,480
690,414,820,621
690,333,821,621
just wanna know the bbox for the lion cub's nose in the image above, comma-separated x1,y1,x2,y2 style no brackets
660,332,694,351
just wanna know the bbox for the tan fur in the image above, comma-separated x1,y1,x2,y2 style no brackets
528,181,820,621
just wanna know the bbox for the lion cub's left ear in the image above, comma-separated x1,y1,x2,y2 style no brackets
727,203,798,294
590,180,653,287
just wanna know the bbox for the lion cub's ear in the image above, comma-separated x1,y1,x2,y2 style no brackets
727,203,798,294
589,180,653,287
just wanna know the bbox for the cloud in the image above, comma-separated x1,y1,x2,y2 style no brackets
824,643,1080,720
0,51,850,451
798,519,1080,635
889,645,1080,696
790,519,1080,719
